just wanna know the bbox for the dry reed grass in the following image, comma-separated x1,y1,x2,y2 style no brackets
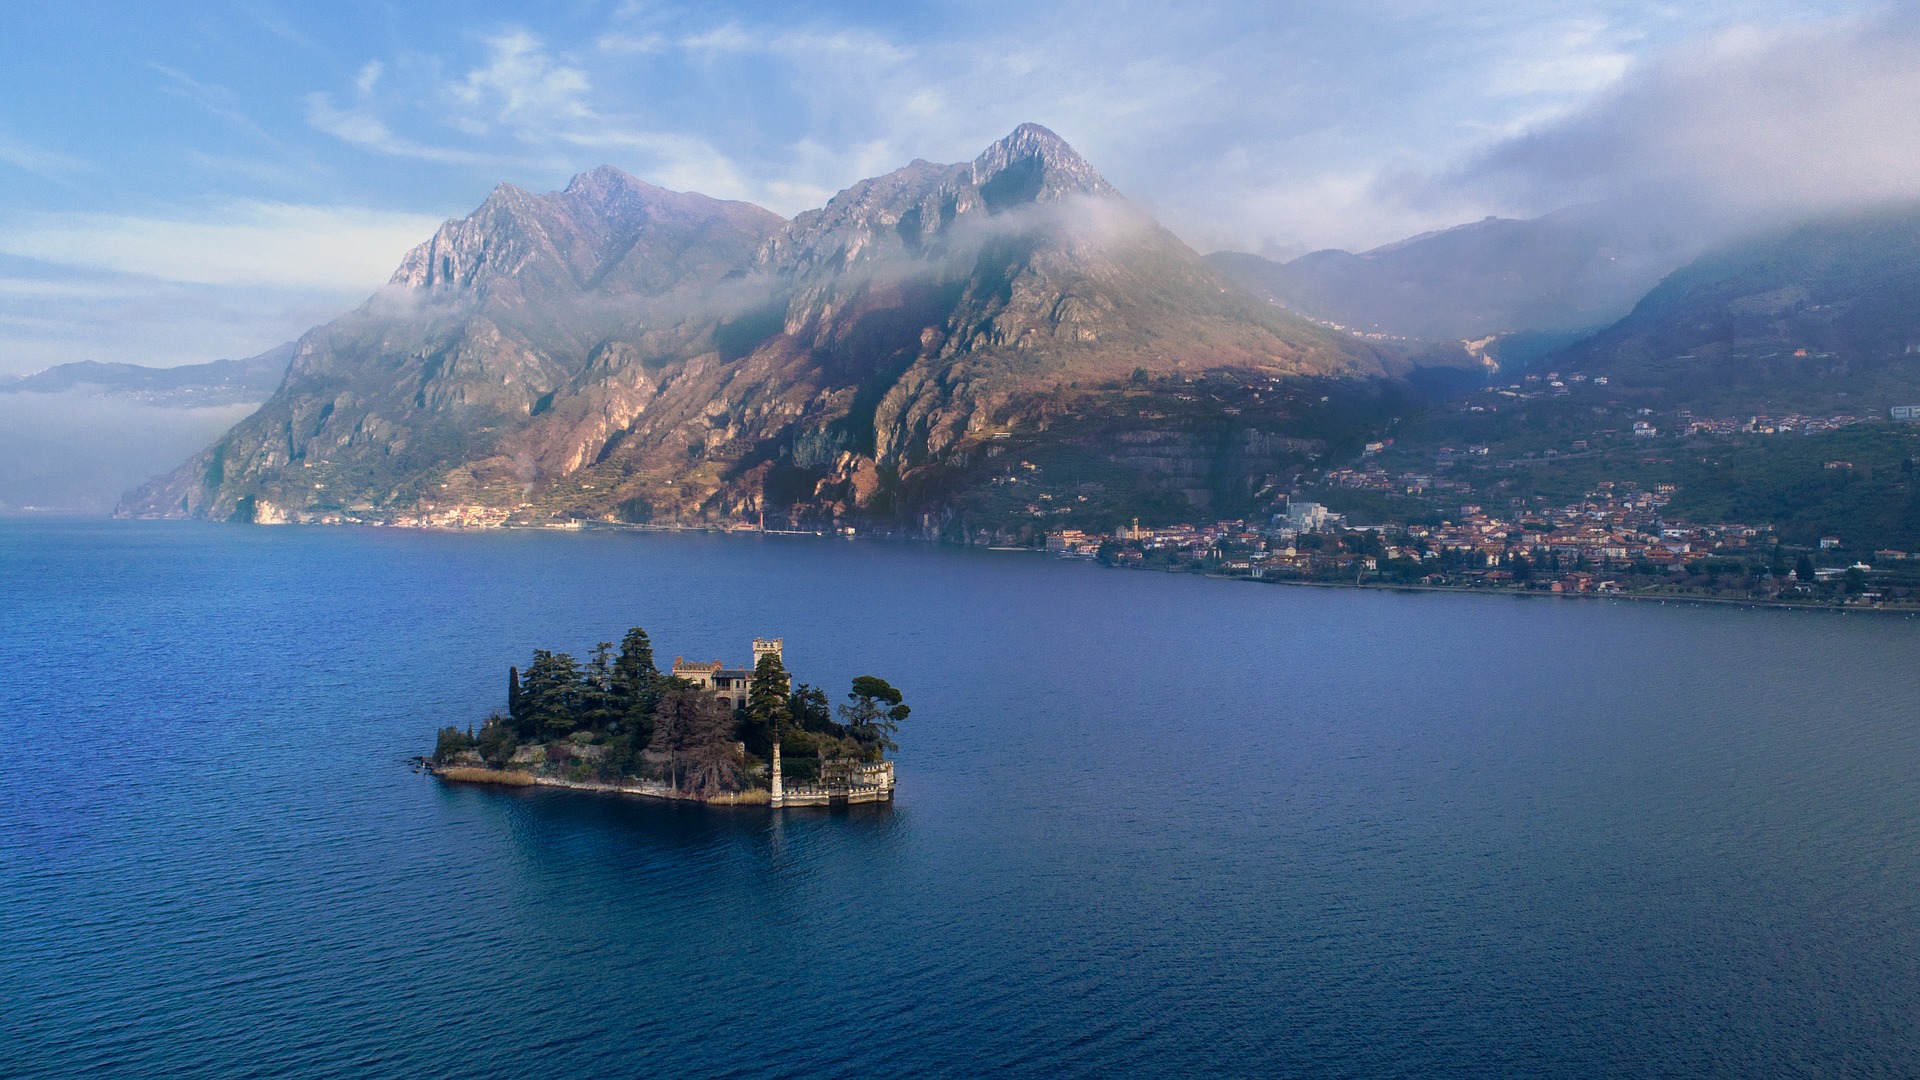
437,767,535,787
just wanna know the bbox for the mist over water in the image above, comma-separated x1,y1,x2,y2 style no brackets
4,521,1919,1076
0,394,253,514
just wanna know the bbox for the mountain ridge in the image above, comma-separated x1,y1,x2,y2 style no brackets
1207,206,1699,342
2,344,295,405
118,125,1398,532
1553,201,1920,412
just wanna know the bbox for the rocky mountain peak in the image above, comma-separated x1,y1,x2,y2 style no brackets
969,123,1117,206
388,169,781,299
756,124,1124,276
562,164,642,198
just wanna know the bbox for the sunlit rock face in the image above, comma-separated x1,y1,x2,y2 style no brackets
121,125,1381,529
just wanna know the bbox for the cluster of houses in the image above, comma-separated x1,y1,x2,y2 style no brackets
387,504,514,529
1684,413,1863,436
1325,464,1479,496
1044,482,1801,590
1469,371,1609,407
1395,484,1765,573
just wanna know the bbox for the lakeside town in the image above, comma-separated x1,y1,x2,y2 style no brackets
223,361,1920,611
1043,478,1920,606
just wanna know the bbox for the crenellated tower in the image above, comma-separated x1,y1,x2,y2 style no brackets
752,638,783,667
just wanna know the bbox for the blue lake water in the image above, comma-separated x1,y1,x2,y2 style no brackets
4,520,1920,1077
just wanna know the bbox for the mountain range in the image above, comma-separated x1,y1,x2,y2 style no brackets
1557,204,1920,413
105,125,1920,539
2,345,293,406
1206,205,1700,343
120,125,1409,532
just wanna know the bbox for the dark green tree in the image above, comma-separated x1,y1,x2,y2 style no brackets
741,649,793,759
506,666,523,724
519,650,584,739
789,683,838,735
612,627,661,735
475,715,517,766
578,641,618,733
433,725,475,764
838,675,909,758
1796,554,1817,583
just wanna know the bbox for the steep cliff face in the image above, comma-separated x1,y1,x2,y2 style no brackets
121,125,1386,529
122,172,783,520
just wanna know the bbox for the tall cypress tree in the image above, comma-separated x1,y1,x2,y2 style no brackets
612,627,661,734
507,666,523,724
581,641,617,733
742,649,792,759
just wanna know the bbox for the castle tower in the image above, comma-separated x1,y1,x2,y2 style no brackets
752,638,783,667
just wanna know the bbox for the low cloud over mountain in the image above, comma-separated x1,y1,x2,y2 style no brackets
1429,9,1920,233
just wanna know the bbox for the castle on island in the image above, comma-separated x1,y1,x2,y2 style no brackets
672,637,894,808
670,637,784,711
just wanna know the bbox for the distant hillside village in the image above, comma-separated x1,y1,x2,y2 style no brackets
430,631,907,807
1047,475,1920,607
1025,367,1920,607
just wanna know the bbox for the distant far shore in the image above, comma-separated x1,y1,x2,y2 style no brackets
77,516,1920,615
1208,572,1920,614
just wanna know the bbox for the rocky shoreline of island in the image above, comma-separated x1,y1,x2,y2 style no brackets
426,763,776,805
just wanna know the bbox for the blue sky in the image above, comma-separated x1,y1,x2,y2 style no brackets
0,0,1911,374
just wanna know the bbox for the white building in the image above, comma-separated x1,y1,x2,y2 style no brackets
1281,501,1340,532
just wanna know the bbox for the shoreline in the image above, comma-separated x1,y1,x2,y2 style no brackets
430,764,773,805
1018,543,1920,615
427,762,898,808
93,516,1920,616
1219,573,1919,614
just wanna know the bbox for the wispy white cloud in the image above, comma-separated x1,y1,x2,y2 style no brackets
595,31,666,55
304,92,504,166
186,151,314,187
675,23,914,63
450,31,592,126
281,1,1920,257
152,64,288,149
678,23,757,55
0,203,445,290
0,134,91,177
1480,18,1637,104
307,27,768,206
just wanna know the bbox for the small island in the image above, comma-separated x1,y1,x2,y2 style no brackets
428,631,907,807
